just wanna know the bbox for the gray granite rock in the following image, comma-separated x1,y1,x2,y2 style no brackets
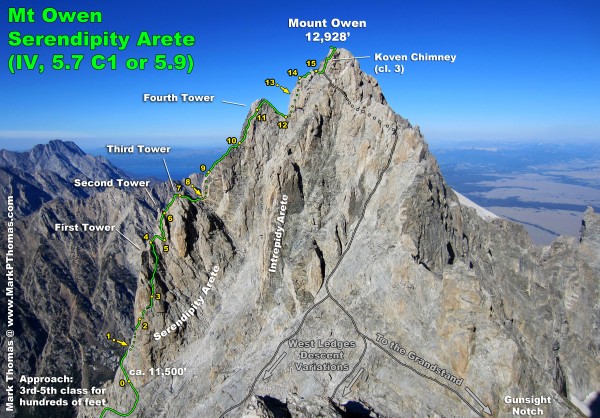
71,49,600,417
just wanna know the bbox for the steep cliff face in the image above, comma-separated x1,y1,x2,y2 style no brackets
0,142,172,417
0,140,125,183
0,140,129,217
81,49,598,418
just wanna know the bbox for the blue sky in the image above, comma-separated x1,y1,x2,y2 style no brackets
1,0,599,151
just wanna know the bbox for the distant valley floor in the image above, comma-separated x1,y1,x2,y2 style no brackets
93,141,600,246
432,141,600,245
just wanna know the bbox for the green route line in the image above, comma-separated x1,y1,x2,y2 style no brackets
205,99,286,175
99,46,337,418
298,46,336,79
99,195,203,418
205,46,337,176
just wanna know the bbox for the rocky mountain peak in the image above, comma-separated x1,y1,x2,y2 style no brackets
580,206,599,244
60,49,598,418
0,139,129,217
0,139,125,181
42,139,86,156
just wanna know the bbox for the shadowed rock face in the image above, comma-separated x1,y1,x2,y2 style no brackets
78,49,598,418
6,48,597,418
0,142,176,417
0,140,125,184
0,141,129,217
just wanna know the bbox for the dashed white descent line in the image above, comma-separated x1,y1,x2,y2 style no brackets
115,230,142,251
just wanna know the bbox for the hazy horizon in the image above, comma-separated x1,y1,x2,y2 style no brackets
2,1,599,153
2,135,600,153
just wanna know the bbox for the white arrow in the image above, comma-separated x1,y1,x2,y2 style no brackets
115,230,142,251
162,158,176,192
263,351,287,380
342,368,364,397
144,188,157,205
465,387,492,415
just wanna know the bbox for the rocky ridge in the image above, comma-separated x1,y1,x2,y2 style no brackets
0,142,176,417
0,140,129,217
78,48,599,418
